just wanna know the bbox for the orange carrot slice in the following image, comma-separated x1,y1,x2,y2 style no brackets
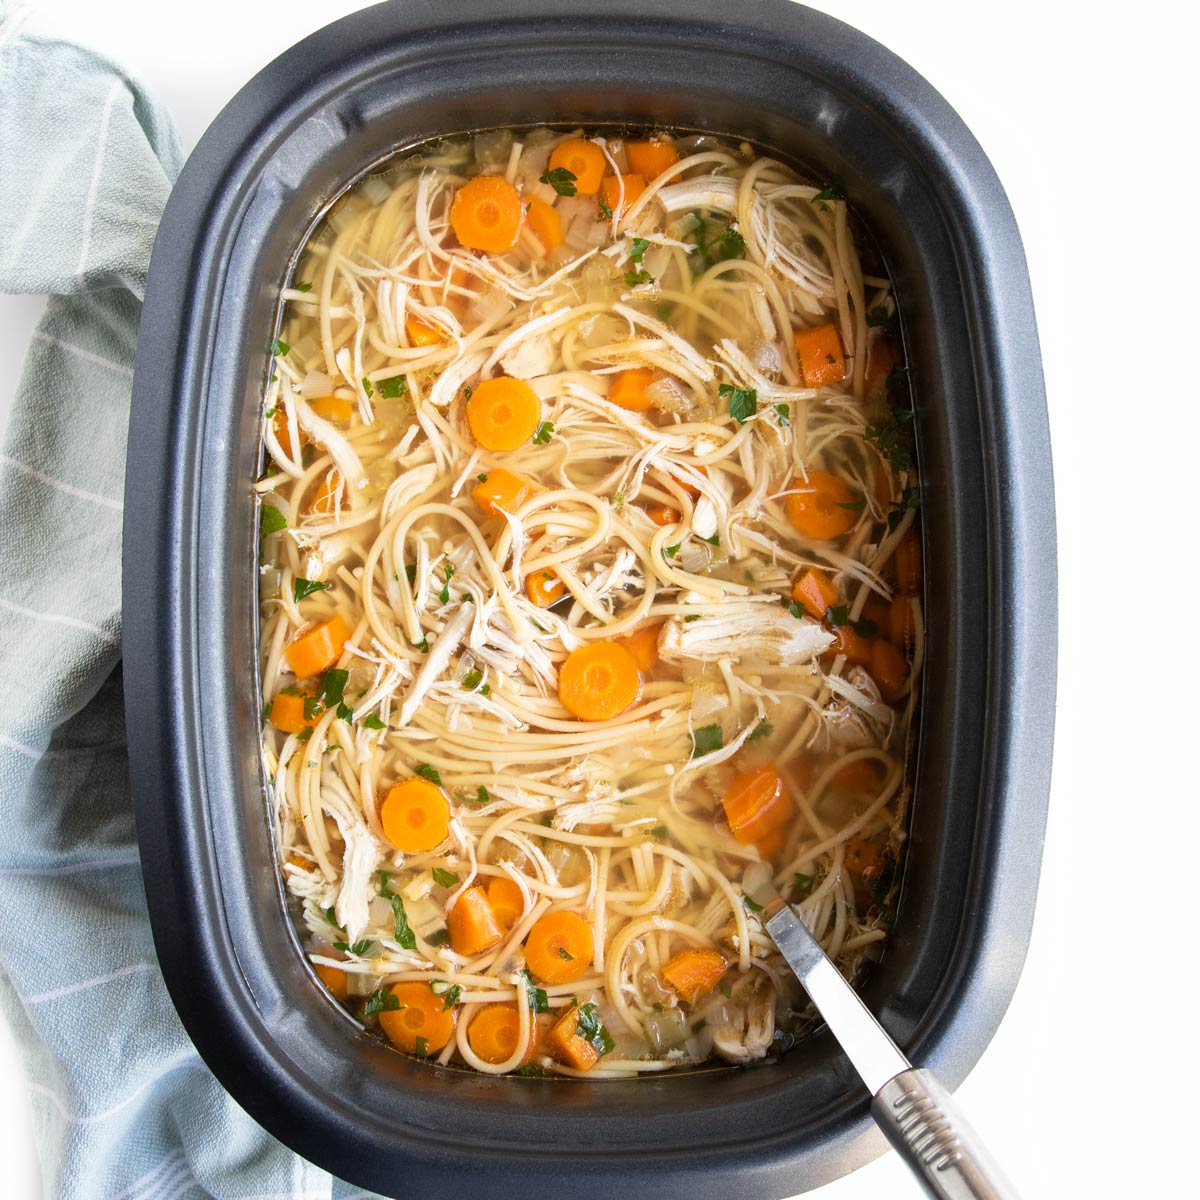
285,614,350,679
624,140,678,180
468,1003,530,1065
609,368,655,412
309,395,354,422
785,470,858,539
466,375,542,451
378,981,455,1054
547,138,606,195
794,322,847,386
869,637,907,701
557,642,641,721
486,876,525,930
471,467,536,517
600,173,646,216
405,316,442,347
314,962,349,1002
661,947,726,1005
887,595,916,650
524,196,563,252
619,623,661,673
524,911,593,984
526,569,565,607
791,567,839,618
450,175,523,253
892,530,922,594
269,690,319,735
380,777,451,853
548,1004,601,1071
309,468,343,515
827,623,872,665
722,765,792,845
645,504,681,527
448,886,504,956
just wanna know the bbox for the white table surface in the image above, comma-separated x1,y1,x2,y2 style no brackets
1,1,1195,1196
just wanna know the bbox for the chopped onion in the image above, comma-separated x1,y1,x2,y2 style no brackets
665,212,702,241
750,340,784,376
646,375,692,414
566,211,610,251
328,199,363,235
473,128,514,171
518,142,552,186
742,860,775,904
644,1007,688,1055
608,140,629,174
300,370,334,399
580,313,624,349
469,289,515,326
358,175,392,206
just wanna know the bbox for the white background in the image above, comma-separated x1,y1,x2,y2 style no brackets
1,1,1196,1196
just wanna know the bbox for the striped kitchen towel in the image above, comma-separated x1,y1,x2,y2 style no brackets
0,11,378,1199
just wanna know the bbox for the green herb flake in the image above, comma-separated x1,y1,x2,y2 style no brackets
376,375,406,399
630,236,650,263
479,684,491,696
522,969,550,1014
462,669,483,691
691,723,724,757
774,403,790,427
415,635,430,654
414,763,442,786
557,946,575,961
378,871,417,949
596,198,613,220
425,927,450,947
295,728,313,742
363,986,400,1017
663,543,681,560
293,577,328,604
429,979,462,1009
260,505,287,539
432,868,459,888
414,1036,429,1058
320,668,348,709
826,605,849,627
887,486,921,533
696,533,720,547
836,499,866,513
532,420,554,445
651,825,669,840
812,183,845,204
749,720,774,742
477,473,488,483
514,1064,548,1077
540,167,579,196
720,982,733,998
787,601,806,620
302,694,324,722
361,376,374,399
438,563,455,605
851,617,879,638
333,938,373,956
706,227,745,263
743,895,764,913
793,871,815,896
294,281,313,293
719,382,757,424
866,305,892,328
624,268,653,287
574,1001,614,1057
267,337,290,356
362,713,387,731
463,784,490,805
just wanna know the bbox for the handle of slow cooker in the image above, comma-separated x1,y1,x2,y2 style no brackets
872,1068,1021,1200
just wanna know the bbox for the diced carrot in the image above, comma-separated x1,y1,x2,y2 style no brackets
645,504,681,527
285,614,350,678
549,1004,600,1071
467,375,542,451
600,173,647,216
624,140,679,180
794,322,847,387
309,468,343,514
380,777,451,853
468,1003,531,1065
791,567,839,619
608,368,655,412
269,690,319,735
486,876,525,930
827,623,872,666
661,947,726,1005
557,642,641,721
722,765,792,845
526,569,566,607
450,175,523,253
619,623,661,673
272,408,307,452
872,460,893,509
870,637,907,701
377,981,456,1054
448,886,504,956
887,594,916,650
547,138,607,195
892,530,922,594
309,395,354,422
524,911,593,984
831,759,880,793
865,335,896,406
314,962,349,1002
525,195,563,252
863,597,890,630
405,315,442,346
756,826,787,862
472,467,536,517
785,470,858,539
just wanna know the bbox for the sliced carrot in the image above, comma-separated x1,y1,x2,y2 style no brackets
468,1003,530,1065
557,641,641,721
285,614,350,679
309,468,343,515
448,885,504,956
755,826,787,862
827,623,872,666
547,138,607,195
525,195,563,252
872,460,893,509
609,368,655,412
794,322,848,387
722,765,792,845
466,375,542,451
472,466,536,517
831,759,880,793
863,597,890,630
661,947,726,1005
549,1004,601,1071
449,175,523,253
791,567,839,619
524,911,593,984
646,504,681,527
870,637,907,701
314,962,349,1002
380,777,451,853
405,315,442,347
887,594,916,650
526,569,566,607
486,876,526,930
865,335,896,406
269,689,319,735
378,981,455,1054
625,140,679,180
309,395,354,422
892,530,922,594
785,470,858,540
619,623,661,673
272,408,307,452
600,173,646,216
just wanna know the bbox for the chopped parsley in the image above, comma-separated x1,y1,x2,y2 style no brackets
826,605,849,627
514,1064,548,1077
522,969,549,1014
574,1002,614,1057
378,871,417,949
363,985,400,1017
743,895,764,913
267,337,290,356
719,382,757,424
294,281,313,293
696,532,720,547
624,268,653,287
793,871,815,896
477,473,488,483
865,407,915,472
438,563,455,604
663,543,681,560
414,763,442,785
361,377,374,399
836,499,866,513
539,167,578,196
691,723,723,757
596,198,613,220
464,785,491,805
866,305,892,328
812,183,845,208
414,635,430,654
532,420,554,445
414,1036,429,1058
703,227,745,264
362,713,387,731
787,601,805,620
333,938,373,956
557,946,574,961
429,979,462,1009
462,668,483,691
376,374,407,399
651,825,669,840
293,577,328,603
887,485,921,533
749,719,774,741
774,403,790,426
630,236,650,263
260,505,287,538
720,982,733,998
431,868,459,888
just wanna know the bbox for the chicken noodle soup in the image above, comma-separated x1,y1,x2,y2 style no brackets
257,126,922,1076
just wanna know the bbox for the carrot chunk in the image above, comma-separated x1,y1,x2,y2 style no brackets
449,175,523,253
472,467,536,517
557,642,641,721
526,569,566,607
486,876,526,930
722,765,792,845
378,981,455,1055
831,758,881,793
405,315,442,347
827,623,872,665
619,623,661,673
869,637,908,701
624,140,679,180
524,911,593,984
791,567,839,619
380,778,451,853
785,470,858,540
309,468,342,514
865,335,896,406
309,395,354,422
549,1003,608,1071
887,594,916,650
448,885,504,956
525,195,563,252
755,826,787,862
646,504,681,527
794,322,847,386
468,1003,529,1065
608,367,655,412
600,173,646,216
547,138,606,195
285,614,350,679
661,947,727,1005
466,375,542,451
269,689,319,735
892,530,922,594
314,962,349,1002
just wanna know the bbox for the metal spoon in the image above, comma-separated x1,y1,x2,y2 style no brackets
764,900,1019,1199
